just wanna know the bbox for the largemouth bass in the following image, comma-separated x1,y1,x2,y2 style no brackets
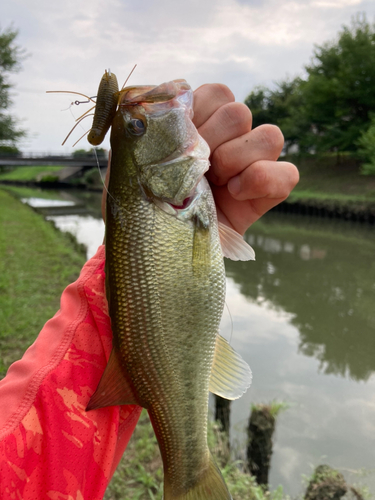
86,72,254,500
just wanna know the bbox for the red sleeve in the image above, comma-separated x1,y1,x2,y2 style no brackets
0,245,142,500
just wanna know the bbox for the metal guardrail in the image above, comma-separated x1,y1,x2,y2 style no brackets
0,151,109,158
0,152,108,168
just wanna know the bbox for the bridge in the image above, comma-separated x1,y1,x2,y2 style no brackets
0,152,108,169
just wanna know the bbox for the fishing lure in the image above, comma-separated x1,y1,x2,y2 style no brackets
47,66,137,147
87,70,119,146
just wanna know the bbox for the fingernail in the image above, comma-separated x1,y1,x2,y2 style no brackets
228,175,241,196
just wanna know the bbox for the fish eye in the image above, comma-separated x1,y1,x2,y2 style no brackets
127,118,146,136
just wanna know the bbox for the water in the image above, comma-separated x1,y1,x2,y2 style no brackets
19,188,375,497
221,214,375,496
19,189,105,259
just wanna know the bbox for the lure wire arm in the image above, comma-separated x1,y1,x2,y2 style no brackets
61,113,94,146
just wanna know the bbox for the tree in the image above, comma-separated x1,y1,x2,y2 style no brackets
245,78,309,153
356,114,375,175
302,13,375,153
0,26,26,151
245,14,375,157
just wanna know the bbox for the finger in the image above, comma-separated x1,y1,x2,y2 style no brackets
198,102,252,153
193,83,234,128
227,160,299,202
211,184,257,234
209,124,284,186
211,160,299,234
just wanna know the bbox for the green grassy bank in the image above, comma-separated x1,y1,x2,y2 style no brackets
2,156,375,212
286,154,375,208
0,188,86,378
0,165,64,182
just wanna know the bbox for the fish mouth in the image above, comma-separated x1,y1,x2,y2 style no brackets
170,197,193,210
151,174,210,222
167,170,208,210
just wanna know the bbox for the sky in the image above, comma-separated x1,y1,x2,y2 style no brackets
1,0,375,153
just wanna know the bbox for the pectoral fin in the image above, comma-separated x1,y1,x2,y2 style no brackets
86,348,138,411
218,222,255,261
193,223,210,277
209,334,252,400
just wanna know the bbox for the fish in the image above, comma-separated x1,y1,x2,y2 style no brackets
86,72,254,500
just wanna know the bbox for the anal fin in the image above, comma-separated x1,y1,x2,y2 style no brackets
86,348,138,411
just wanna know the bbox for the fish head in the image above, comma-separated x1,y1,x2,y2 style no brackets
111,80,210,208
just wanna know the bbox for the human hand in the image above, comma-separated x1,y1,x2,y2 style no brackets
193,84,299,235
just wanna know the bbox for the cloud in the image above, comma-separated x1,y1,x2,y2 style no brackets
1,0,374,151
312,0,363,7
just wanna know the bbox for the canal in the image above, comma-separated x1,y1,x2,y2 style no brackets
12,187,375,497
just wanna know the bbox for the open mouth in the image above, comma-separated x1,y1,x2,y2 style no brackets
170,196,193,210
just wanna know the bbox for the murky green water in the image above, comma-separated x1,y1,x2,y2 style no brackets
15,187,375,497
223,212,375,496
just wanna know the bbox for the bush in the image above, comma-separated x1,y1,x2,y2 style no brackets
72,148,90,158
357,115,375,175
40,174,59,183
0,145,20,156
72,147,107,158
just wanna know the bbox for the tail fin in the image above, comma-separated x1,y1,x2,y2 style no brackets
164,454,232,500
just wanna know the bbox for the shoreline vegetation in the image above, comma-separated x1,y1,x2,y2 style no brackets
1,154,375,223
275,153,375,223
0,188,87,378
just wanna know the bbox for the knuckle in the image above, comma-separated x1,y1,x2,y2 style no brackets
249,162,270,193
256,124,284,154
221,102,252,131
208,83,235,104
211,146,231,184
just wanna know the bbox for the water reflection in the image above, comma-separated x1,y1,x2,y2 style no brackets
19,189,105,260
220,212,375,496
228,214,375,382
46,215,104,259
21,197,75,208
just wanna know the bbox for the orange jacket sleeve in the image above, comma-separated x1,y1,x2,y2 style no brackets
0,245,142,500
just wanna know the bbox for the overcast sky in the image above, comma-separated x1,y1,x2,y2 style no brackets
1,0,375,153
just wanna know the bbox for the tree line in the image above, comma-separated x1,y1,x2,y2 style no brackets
0,26,25,155
1,15,375,173
245,14,375,174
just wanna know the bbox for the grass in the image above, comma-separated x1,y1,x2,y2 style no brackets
286,153,375,205
1,185,67,200
105,410,290,500
250,401,289,419
0,165,63,182
0,188,86,378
